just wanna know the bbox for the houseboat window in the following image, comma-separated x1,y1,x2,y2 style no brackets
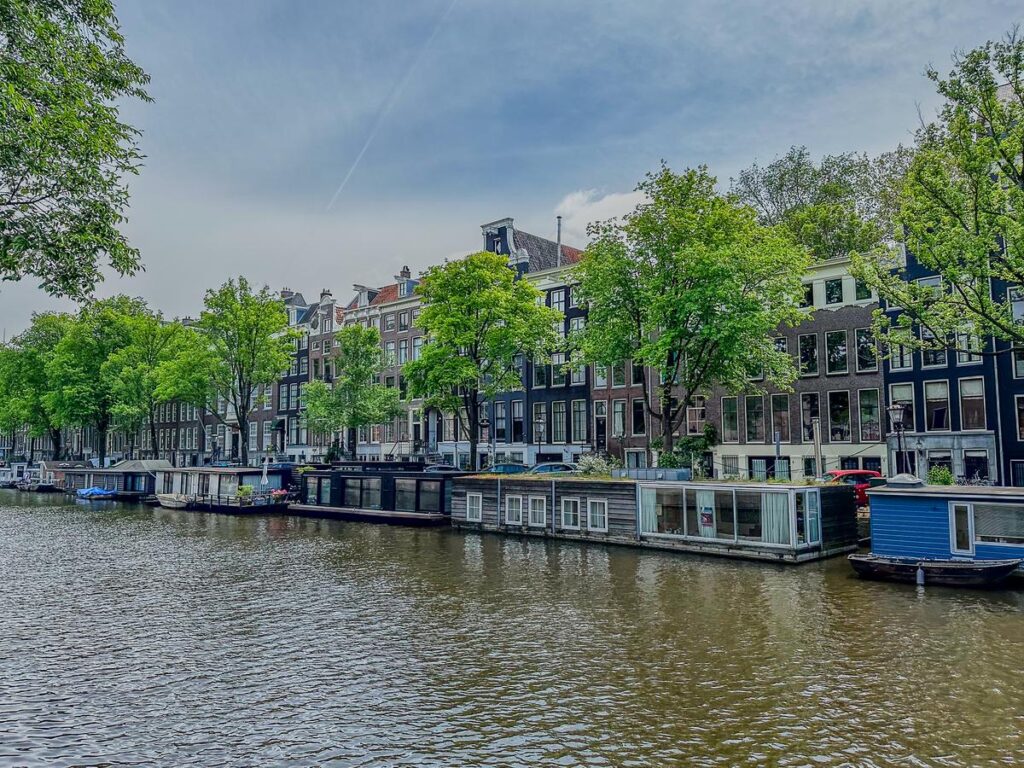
648,488,684,535
344,479,360,507
163,474,173,494
972,503,1024,545
396,479,417,512
466,493,482,522
363,478,381,509
318,478,331,506
505,495,523,525
561,498,581,529
736,490,762,541
684,490,715,538
715,490,735,540
528,497,546,527
952,503,973,553
587,499,608,532
305,478,317,504
419,480,441,512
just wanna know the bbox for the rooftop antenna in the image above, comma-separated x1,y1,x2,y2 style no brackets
556,215,562,267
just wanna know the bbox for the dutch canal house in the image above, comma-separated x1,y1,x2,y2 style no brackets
450,474,858,563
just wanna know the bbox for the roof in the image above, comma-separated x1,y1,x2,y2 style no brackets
296,304,319,325
159,466,291,475
513,229,583,272
369,284,399,306
68,459,173,474
869,482,1024,501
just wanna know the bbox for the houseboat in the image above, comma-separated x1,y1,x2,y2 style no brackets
451,475,858,563
62,460,172,501
0,461,30,488
34,461,90,492
857,475,1024,587
153,465,292,514
290,462,454,525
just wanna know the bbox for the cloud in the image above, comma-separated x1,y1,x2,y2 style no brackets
554,189,646,246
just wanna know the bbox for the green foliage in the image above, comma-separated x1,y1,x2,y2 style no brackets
927,465,954,486
576,452,621,476
573,165,809,453
236,484,253,500
0,0,150,298
157,277,296,466
304,324,401,455
854,29,1024,352
404,251,560,467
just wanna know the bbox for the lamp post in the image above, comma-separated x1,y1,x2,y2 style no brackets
534,416,546,466
479,415,496,470
887,402,906,475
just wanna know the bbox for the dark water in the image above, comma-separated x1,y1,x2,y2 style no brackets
1,491,1023,767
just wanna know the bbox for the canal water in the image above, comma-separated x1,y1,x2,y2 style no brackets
1,491,1022,767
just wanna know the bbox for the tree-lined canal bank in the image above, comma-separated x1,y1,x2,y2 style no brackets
1,491,1022,767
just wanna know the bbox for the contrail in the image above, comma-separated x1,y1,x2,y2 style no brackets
326,0,459,211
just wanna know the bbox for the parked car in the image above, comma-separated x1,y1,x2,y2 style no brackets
488,463,530,475
529,462,580,475
424,463,462,473
821,469,881,506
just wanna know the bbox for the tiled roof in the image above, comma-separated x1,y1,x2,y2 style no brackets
513,230,583,272
369,284,399,306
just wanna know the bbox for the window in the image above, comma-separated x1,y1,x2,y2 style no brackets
551,353,567,386
612,400,626,439
774,336,788,355
889,383,915,432
957,332,982,364
248,422,258,451
722,397,739,442
771,394,790,442
533,402,547,443
1011,287,1024,326
855,329,877,372
924,381,950,431
571,400,587,443
384,314,395,332
686,397,706,435
745,396,765,442
964,450,990,482
533,356,547,388
611,363,626,387
921,326,946,367
959,378,986,431
855,279,872,301
1017,396,1024,440
413,336,423,361
587,499,608,532
800,283,814,308
825,278,844,305
950,502,974,554
973,502,1024,545
528,496,546,527
551,289,566,314
569,316,585,334
493,401,506,441
466,492,482,522
505,495,523,525
552,401,567,442
631,361,644,386
799,334,819,376
826,331,848,374
511,400,524,442
828,391,851,442
802,393,820,440
570,364,586,385
398,340,408,364
859,389,881,442
561,498,580,529
890,344,913,371
722,455,740,477
594,365,608,387
631,399,646,436
398,311,409,331
384,341,396,366
262,421,272,450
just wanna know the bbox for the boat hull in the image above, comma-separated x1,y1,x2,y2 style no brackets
849,554,1022,588
156,493,192,510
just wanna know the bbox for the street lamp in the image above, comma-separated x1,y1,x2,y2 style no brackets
887,401,907,475
479,415,495,470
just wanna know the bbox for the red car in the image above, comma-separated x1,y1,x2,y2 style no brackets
822,469,881,506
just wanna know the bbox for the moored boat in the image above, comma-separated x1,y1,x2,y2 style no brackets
156,493,193,510
849,553,1022,588
76,487,118,500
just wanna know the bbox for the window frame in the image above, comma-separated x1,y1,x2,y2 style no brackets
466,492,483,522
504,494,523,526
923,379,951,433
528,496,547,528
958,376,987,432
827,390,852,444
587,498,608,532
825,330,849,375
561,497,581,530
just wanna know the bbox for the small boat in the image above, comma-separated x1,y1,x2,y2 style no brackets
76,487,117,500
156,493,193,510
849,553,1022,588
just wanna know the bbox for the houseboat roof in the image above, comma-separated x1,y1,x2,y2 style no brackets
67,459,173,474
869,483,1024,501
159,466,290,475
38,460,90,471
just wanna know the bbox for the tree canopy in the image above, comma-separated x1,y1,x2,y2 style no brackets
854,29,1024,354
1,0,150,298
404,251,560,469
573,165,809,456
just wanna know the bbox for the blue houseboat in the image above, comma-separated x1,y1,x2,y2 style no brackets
858,476,1023,586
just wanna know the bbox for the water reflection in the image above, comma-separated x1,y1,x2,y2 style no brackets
1,489,1022,767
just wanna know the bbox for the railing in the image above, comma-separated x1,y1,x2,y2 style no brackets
192,491,285,507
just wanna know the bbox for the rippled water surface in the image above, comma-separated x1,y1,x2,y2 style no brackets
2,490,1023,767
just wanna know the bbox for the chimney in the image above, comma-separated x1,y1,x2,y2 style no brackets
280,288,294,300
400,265,411,280
320,288,332,302
556,215,562,267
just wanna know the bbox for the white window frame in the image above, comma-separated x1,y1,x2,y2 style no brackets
923,379,951,433
561,497,581,530
504,495,523,525
948,501,975,556
466,492,482,522
528,496,547,528
587,498,608,532
958,376,986,432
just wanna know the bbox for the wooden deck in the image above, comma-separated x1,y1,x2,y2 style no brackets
288,503,449,527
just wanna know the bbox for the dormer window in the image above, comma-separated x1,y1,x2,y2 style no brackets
399,282,408,297
493,237,502,254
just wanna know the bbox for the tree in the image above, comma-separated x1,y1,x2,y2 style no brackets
573,165,809,457
158,277,295,466
0,312,72,458
1,0,150,298
733,145,912,263
304,324,402,459
854,30,1024,355
404,251,560,470
103,311,186,458
46,295,148,465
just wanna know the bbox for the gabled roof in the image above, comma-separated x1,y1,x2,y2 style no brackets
296,304,319,325
513,229,583,272
369,284,399,306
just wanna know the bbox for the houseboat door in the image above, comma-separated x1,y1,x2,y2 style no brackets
949,502,975,556
696,489,716,538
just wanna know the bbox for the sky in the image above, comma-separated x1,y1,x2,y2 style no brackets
1,0,1021,335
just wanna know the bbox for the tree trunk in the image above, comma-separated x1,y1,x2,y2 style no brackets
467,394,479,471
149,408,158,460
239,417,249,466
49,428,62,460
97,428,107,467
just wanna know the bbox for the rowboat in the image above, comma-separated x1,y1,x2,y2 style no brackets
156,493,193,510
849,554,1022,588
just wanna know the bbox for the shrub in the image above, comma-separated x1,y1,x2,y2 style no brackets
927,465,954,485
577,452,621,476
236,484,254,499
